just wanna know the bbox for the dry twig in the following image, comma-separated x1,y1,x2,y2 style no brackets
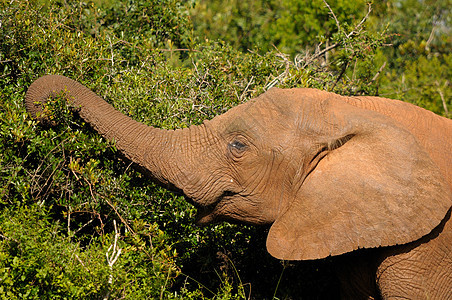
323,0,340,31
368,61,387,85
103,219,122,300
436,81,450,117
299,2,373,69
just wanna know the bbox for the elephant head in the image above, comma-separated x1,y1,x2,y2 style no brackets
26,75,451,261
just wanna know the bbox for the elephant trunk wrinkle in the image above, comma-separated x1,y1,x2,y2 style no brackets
26,75,187,191
168,123,232,208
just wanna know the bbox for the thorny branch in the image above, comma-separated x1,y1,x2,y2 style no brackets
346,3,372,39
265,48,291,89
267,1,376,91
305,1,372,68
74,158,135,235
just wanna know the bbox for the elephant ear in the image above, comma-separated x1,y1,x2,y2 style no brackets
266,100,451,261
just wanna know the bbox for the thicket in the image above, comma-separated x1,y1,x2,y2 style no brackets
192,0,451,115
0,0,449,299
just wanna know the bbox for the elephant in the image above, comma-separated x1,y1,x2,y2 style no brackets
26,75,451,299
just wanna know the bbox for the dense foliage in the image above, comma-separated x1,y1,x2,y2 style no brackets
192,0,451,115
0,0,449,299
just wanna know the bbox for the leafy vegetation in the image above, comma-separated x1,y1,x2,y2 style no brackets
370,0,451,115
0,0,449,299
192,0,451,115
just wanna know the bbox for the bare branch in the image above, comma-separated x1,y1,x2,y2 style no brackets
73,217,95,235
298,3,373,69
425,26,436,50
309,42,340,64
436,81,450,117
103,219,122,300
347,3,372,39
323,0,341,32
266,46,291,89
102,194,136,235
368,61,387,85
239,76,255,102
74,253,90,273
331,61,349,90
0,233,18,243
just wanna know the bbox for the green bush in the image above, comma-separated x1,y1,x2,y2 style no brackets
0,1,285,298
191,0,369,55
191,0,451,116
0,205,180,299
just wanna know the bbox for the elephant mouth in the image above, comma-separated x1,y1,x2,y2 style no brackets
191,191,234,225
194,204,217,225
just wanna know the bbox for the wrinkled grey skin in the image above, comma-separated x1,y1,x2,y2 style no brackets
26,75,452,299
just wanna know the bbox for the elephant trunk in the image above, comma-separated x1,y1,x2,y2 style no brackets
25,75,194,191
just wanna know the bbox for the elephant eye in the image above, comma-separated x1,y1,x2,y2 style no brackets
230,140,246,150
228,140,247,156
